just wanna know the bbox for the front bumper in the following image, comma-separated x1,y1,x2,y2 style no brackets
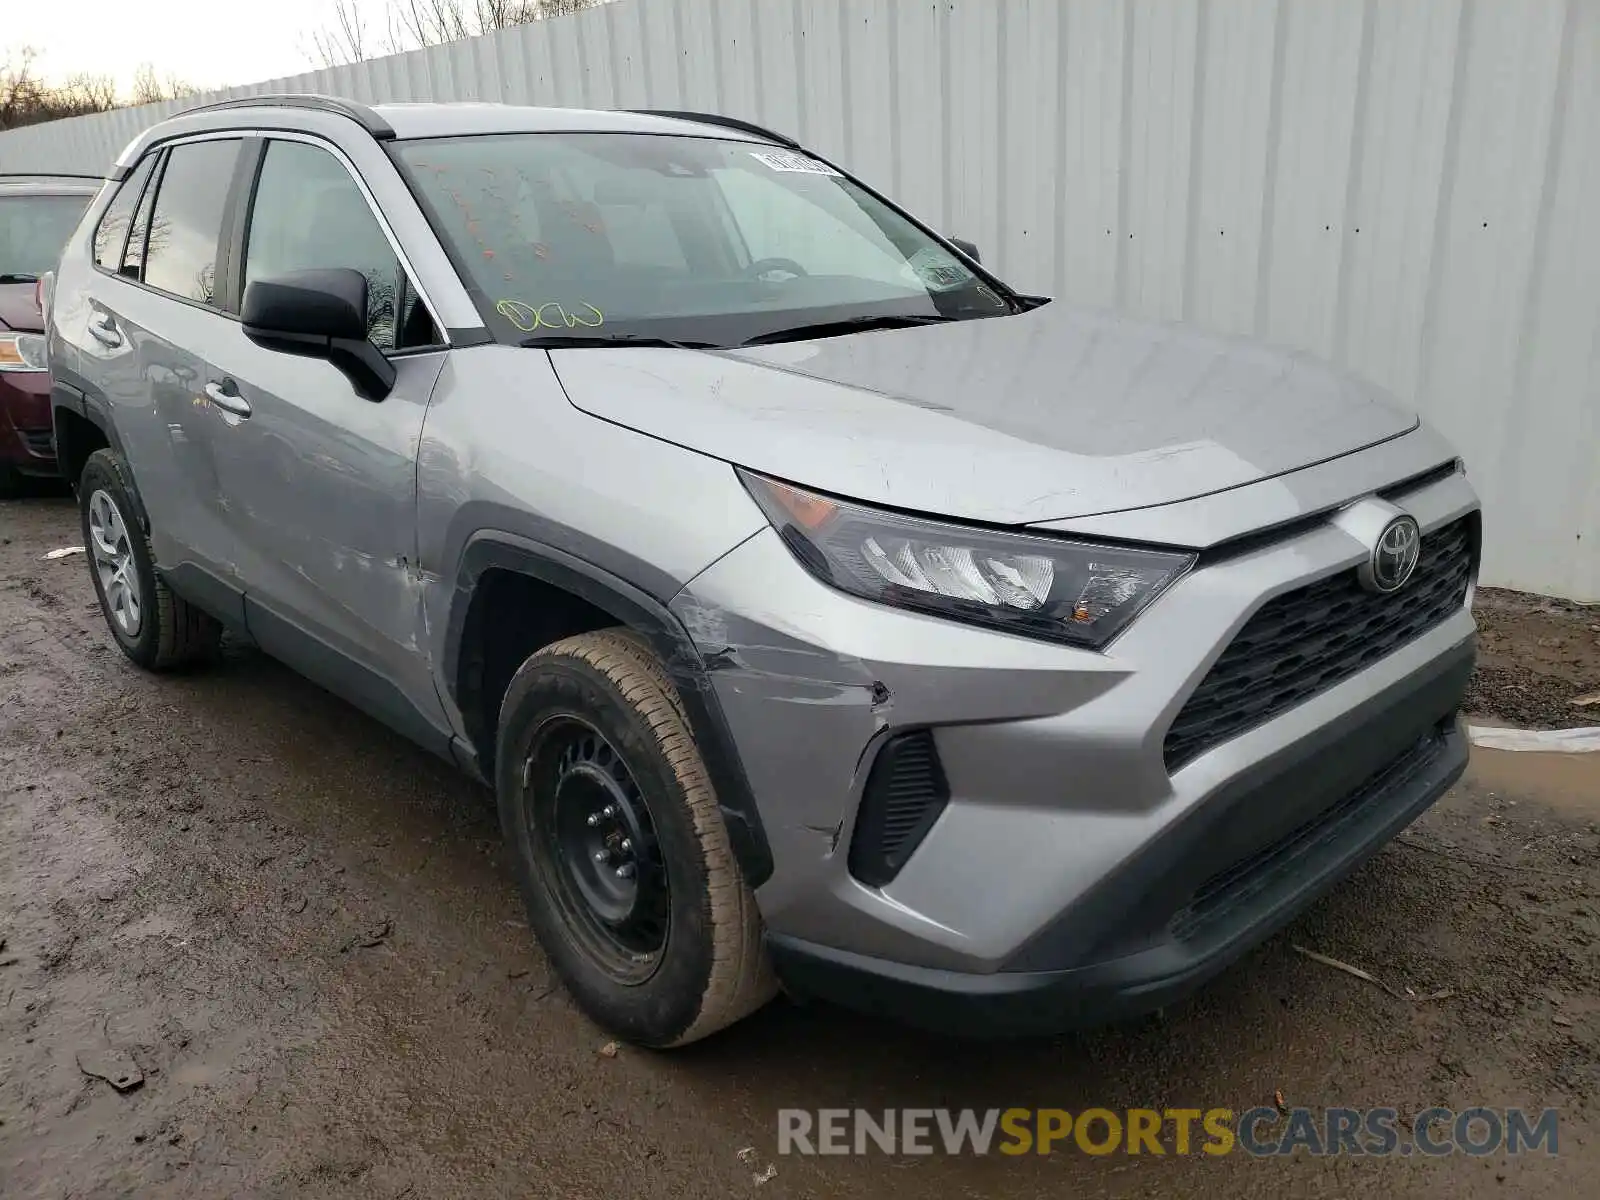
767,667,1468,1035
670,466,1478,1030
0,370,59,476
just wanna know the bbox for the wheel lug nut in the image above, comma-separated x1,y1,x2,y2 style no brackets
601,805,616,818
619,838,632,853
592,850,609,864
615,863,635,880
586,812,602,827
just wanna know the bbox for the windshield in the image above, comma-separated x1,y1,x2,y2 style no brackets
392,133,1015,346
0,193,91,280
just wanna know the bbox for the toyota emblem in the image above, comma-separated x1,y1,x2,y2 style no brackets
1361,515,1422,594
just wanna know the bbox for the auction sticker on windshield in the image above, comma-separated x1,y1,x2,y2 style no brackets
750,150,842,176
903,246,975,292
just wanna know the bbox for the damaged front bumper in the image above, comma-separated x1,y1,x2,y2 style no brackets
667,467,1478,1032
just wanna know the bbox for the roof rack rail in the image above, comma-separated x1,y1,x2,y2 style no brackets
623,109,799,149
173,93,396,140
0,172,105,182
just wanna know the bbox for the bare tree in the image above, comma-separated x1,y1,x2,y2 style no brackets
309,0,372,73
61,73,119,113
1,48,120,131
130,63,200,107
309,0,600,68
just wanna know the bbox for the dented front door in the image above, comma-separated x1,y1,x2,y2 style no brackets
207,325,452,749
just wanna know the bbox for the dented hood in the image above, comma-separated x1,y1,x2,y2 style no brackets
549,303,1418,526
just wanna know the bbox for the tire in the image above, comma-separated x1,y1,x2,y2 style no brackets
496,629,775,1047
79,448,221,671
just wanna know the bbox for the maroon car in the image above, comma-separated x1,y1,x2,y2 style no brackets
1,175,100,495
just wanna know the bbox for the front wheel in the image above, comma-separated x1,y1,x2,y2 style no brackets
496,629,775,1046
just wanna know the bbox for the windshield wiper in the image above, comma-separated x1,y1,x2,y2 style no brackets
0,273,39,284
519,333,720,350
739,313,957,346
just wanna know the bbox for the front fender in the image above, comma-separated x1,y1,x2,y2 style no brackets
442,532,774,889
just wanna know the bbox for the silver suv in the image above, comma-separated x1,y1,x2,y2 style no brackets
47,97,1480,1047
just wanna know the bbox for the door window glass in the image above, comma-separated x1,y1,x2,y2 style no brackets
142,139,242,305
244,140,405,350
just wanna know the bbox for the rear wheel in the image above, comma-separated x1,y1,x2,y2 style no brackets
79,448,220,671
496,629,775,1046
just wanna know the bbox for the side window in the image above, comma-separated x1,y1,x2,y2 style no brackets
92,156,155,271
244,140,418,351
142,139,243,305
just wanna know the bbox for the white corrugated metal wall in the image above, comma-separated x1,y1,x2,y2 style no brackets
1,0,1596,599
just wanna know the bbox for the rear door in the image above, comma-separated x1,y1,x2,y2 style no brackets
206,134,452,750
67,137,251,618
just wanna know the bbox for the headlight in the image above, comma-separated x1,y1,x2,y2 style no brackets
739,471,1195,649
0,333,47,373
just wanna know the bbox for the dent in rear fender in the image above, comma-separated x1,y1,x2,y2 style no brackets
434,532,776,888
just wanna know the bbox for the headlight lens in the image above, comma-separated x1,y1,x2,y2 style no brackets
0,333,47,372
740,471,1195,649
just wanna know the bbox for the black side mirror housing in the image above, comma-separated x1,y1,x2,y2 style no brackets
949,237,981,264
241,268,396,401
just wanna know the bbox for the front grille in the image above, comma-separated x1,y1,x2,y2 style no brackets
18,429,55,458
847,730,950,888
1167,728,1448,941
1164,516,1476,771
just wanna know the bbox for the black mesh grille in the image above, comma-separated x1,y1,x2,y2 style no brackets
848,730,950,888
1164,516,1476,771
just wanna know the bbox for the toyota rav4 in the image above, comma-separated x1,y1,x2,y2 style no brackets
47,97,1479,1046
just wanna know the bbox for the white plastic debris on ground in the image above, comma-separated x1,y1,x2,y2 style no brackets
1468,725,1600,753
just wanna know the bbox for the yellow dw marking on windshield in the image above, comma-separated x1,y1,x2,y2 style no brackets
496,300,605,332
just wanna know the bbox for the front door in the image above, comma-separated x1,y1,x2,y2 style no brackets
208,136,452,749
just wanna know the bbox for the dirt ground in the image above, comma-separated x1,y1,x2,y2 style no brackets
1466,587,1600,729
2,491,1597,1199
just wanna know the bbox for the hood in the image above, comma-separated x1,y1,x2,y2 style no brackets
0,281,42,333
549,302,1418,526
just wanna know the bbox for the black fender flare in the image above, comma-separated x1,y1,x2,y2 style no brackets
50,378,151,532
443,533,774,889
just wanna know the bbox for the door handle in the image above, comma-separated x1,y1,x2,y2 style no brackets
87,312,122,348
204,381,252,418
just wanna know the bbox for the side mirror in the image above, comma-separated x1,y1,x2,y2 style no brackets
241,267,396,401
949,237,981,264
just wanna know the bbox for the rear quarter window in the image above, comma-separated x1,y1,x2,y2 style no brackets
93,157,156,270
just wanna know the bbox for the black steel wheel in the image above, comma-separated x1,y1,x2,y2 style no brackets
496,629,775,1047
524,717,670,984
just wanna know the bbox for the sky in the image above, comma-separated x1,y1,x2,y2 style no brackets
12,0,388,96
